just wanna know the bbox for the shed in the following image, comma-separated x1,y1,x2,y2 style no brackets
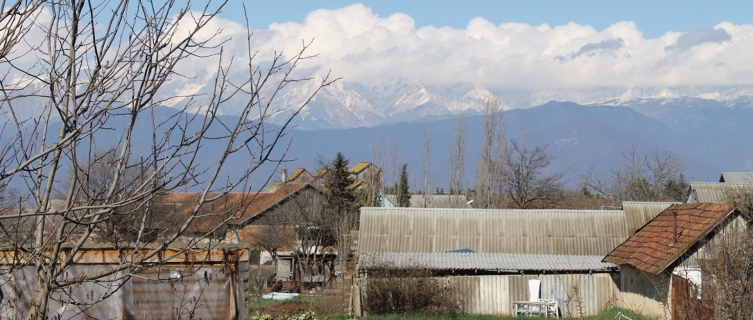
355,207,630,317
686,182,753,204
0,244,250,320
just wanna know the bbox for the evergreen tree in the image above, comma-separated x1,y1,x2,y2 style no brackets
321,152,358,269
397,163,411,207
324,152,356,210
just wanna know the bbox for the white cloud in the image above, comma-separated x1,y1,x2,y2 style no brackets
229,4,753,89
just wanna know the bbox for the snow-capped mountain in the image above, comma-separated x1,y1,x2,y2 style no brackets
261,81,753,130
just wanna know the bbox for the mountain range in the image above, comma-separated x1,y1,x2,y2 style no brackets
5,80,753,192
261,80,753,131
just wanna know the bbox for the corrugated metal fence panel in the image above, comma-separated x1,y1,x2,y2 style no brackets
358,208,628,256
479,275,509,315
447,276,480,313
132,267,232,320
438,274,617,316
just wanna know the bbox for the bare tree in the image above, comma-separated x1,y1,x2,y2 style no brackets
0,1,333,318
474,96,507,208
581,146,686,206
501,138,564,209
449,114,466,207
421,122,433,202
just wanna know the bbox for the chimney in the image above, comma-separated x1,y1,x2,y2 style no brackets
672,210,678,245
281,169,288,183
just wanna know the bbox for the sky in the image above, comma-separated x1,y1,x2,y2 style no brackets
238,1,753,39
22,1,751,93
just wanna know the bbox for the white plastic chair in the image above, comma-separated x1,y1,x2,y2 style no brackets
528,279,541,316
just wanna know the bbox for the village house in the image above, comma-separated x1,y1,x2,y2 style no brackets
603,203,746,319
157,183,324,263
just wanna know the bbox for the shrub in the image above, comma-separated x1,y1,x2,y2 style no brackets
363,267,462,315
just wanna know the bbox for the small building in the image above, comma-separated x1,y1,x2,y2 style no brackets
686,182,753,204
603,203,745,319
0,244,250,320
357,251,618,317
355,207,643,316
718,172,753,183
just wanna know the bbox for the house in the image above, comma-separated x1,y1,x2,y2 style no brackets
603,203,745,319
349,161,382,182
355,206,646,316
157,183,324,264
686,182,753,204
718,172,753,183
287,168,315,183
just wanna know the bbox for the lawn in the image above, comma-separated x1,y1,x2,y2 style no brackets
273,306,651,320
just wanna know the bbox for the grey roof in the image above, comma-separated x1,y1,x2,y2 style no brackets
359,252,618,272
622,201,680,235
385,194,472,208
688,182,753,204
719,172,753,184
358,207,629,256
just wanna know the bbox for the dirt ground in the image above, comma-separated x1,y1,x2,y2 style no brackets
254,300,313,317
251,294,348,317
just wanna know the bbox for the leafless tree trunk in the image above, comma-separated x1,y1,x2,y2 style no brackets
421,122,433,204
449,114,466,207
0,1,334,318
474,96,507,208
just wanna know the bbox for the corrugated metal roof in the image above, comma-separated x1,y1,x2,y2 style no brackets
719,172,753,184
604,203,737,274
689,182,753,204
622,201,680,235
358,207,629,256
359,252,617,272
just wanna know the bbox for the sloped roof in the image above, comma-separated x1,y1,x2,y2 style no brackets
688,182,753,204
313,168,328,178
622,201,681,235
159,183,314,233
359,252,617,272
288,168,311,181
358,207,629,256
349,162,373,174
603,203,737,274
719,172,753,184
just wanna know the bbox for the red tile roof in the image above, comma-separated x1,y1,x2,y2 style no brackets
157,183,313,233
603,203,737,274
